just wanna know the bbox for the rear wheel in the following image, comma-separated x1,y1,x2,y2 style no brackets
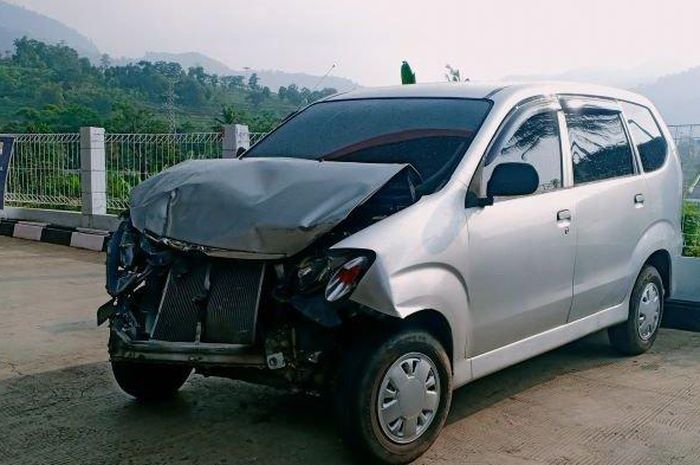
111,361,192,401
336,328,452,464
608,265,664,355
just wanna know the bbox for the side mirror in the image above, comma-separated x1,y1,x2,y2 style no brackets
236,146,247,157
472,162,539,207
487,162,539,197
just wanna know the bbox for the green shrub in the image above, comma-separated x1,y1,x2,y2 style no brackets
683,201,700,257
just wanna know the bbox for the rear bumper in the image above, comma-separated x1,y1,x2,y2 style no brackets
109,327,267,367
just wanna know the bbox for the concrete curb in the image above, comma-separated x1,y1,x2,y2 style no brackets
0,219,109,252
664,299,700,332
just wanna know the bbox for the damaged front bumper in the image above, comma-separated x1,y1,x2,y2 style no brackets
109,326,267,367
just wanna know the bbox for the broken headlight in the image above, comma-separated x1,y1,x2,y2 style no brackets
106,219,146,297
296,256,331,293
324,251,374,302
119,226,138,269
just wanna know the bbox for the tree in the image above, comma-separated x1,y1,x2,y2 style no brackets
187,66,207,84
221,75,245,89
36,83,64,106
401,61,416,85
213,104,247,128
248,73,260,90
0,38,294,134
283,84,302,105
106,101,168,133
246,90,266,108
445,64,469,82
445,64,460,82
99,54,111,70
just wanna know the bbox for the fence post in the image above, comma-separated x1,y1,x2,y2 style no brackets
222,124,250,158
80,127,106,218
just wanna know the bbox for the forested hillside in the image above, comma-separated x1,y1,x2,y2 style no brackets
0,38,338,133
0,0,99,57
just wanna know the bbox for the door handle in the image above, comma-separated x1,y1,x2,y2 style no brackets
634,194,645,206
557,209,572,222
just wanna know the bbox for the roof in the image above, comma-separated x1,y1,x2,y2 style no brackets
327,82,507,100
326,81,651,107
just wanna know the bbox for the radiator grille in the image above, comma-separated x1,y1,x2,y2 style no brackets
150,260,264,345
151,265,207,342
202,262,265,344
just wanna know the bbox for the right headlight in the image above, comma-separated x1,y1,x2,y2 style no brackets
324,251,374,302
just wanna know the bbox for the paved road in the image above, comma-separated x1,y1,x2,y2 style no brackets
2,235,700,465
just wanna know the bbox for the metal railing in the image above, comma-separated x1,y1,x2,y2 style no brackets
250,131,267,145
105,132,223,211
4,133,82,210
668,124,700,192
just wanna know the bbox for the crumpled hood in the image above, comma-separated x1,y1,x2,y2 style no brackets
129,157,409,257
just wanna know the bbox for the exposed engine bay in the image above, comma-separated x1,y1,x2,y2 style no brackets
99,159,420,391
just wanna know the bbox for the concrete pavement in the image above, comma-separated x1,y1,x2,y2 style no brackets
2,235,700,465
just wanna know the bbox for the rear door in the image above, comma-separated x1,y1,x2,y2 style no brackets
560,97,652,321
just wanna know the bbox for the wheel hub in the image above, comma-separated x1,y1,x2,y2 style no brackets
377,352,440,444
638,282,661,341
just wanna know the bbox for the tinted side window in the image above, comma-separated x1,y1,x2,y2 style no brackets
565,109,634,184
470,110,562,200
621,102,668,172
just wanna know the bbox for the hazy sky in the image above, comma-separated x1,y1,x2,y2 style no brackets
8,0,700,85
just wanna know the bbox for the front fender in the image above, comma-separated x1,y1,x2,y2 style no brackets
349,256,471,379
331,184,474,383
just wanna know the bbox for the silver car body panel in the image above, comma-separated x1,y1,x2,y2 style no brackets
129,157,410,257
331,82,682,389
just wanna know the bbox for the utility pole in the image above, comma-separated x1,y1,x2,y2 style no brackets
164,78,177,134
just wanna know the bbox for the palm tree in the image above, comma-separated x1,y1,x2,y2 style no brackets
445,64,469,82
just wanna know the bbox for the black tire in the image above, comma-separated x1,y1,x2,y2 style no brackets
111,361,192,401
608,265,664,355
336,328,452,464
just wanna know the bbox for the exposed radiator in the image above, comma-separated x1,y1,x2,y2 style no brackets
202,262,264,344
150,261,265,345
151,265,206,342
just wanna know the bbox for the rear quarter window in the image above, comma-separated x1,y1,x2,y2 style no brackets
621,102,668,172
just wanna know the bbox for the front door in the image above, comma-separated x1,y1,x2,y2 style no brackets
465,99,577,356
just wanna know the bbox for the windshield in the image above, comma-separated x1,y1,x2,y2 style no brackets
244,98,491,193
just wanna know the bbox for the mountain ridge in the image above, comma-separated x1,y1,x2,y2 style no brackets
0,0,98,57
635,66,700,124
122,51,359,92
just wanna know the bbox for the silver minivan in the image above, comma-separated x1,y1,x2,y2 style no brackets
102,82,682,464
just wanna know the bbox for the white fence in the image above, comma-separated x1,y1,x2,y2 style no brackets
3,125,261,213
250,132,267,146
5,133,82,209
105,132,224,211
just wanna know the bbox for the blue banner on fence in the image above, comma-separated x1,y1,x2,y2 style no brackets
0,136,14,210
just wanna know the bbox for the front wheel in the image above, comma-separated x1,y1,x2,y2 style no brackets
608,265,664,355
336,329,452,464
111,361,192,401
